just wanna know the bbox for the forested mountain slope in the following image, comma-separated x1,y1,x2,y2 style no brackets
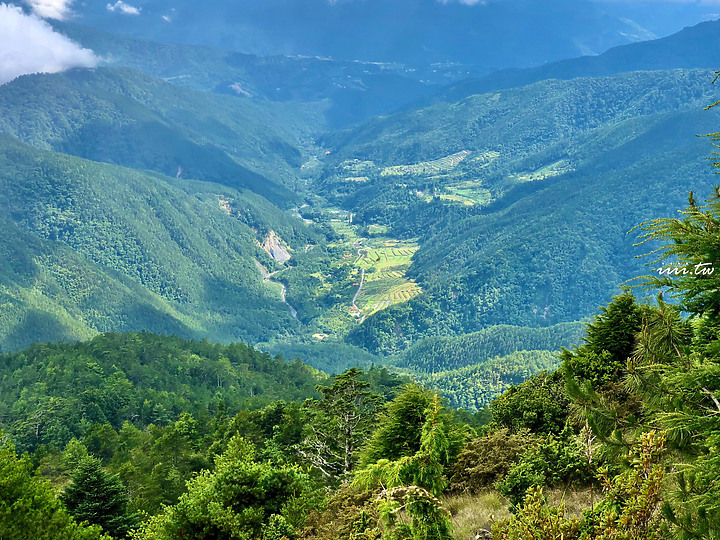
0,331,323,453
324,69,720,352
0,68,309,203
0,134,319,351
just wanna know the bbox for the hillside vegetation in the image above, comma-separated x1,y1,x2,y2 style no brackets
0,134,320,350
329,69,720,353
0,68,306,203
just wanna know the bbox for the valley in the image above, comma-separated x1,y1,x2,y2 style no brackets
3,4,720,539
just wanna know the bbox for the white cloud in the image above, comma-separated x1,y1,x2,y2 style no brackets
106,0,140,15
0,4,97,85
23,0,73,19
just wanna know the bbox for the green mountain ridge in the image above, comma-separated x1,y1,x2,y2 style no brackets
0,134,319,351
0,68,311,205
327,69,720,353
414,350,562,411
390,323,584,373
0,331,324,453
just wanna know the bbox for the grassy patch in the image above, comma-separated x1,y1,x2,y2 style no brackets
445,488,593,539
445,491,510,540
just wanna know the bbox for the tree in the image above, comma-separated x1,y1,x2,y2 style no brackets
300,368,382,480
561,292,653,444
360,385,466,468
0,436,106,540
135,435,320,540
593,189,720,537
61,456,138,539
636,188,720,328
561,291,645,390
354,395,460,540
490,371,569,436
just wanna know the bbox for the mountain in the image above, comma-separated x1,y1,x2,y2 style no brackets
2,16,719,368
422,18,720,106
316,69,720,353
0,67,313,204
0,133,321,351
595,1,720,37
0,331,324,452
51,21,452,128
69,0,657,68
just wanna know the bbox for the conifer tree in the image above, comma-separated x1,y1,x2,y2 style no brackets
300,368,382,480
354,394,467,540
0,437,106,540
61,456,138,539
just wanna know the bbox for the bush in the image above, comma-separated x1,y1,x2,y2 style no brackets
298,485,380,540
495,428,591,510
492,486,580,540
448,429,540,494
490,371,569,436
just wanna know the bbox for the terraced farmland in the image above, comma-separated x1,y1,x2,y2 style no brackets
380,150,471,177
295,209,422,339
440,181,493,206
514,159,574,182
355,243,421,315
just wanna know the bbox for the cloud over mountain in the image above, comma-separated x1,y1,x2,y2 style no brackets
23,0,73,19
0,4,98,85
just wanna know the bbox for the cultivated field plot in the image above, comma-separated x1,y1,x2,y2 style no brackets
355,243,421,315
440,181,493,206
380,150,471,177
514,159,574,182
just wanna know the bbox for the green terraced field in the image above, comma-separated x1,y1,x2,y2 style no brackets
355,242,421,315
441,181,493,206
292,210,421,340
380,150,471,177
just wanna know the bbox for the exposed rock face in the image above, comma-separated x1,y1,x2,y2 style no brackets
262,230,291,263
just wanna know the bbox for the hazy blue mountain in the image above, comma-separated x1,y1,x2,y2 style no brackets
50,21,455,127
596,1,720,37
71,0,659,68
423,18,720,106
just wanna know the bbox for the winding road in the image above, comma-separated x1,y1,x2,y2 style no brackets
352,267,365,310
255,261,298,319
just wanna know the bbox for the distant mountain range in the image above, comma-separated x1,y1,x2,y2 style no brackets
51,21,449,128
67,0,667,68
421,18,720,106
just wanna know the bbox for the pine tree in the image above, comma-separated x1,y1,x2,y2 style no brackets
61,456,137,539
300,368,382,480
353,394,468,540
0,437,105,540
